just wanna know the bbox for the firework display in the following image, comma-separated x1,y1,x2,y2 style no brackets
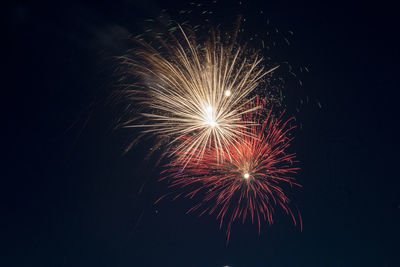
120,26,278,163
159,97,301,242
119,22,301,241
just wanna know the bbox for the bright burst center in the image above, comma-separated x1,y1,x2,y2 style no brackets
224,90,231,97
243,173,250,179
208,120,217,127
204,105,217,128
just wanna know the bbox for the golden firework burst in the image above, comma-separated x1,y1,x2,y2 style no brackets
120,25,278,163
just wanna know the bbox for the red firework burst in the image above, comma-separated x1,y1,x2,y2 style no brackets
158,97,302,242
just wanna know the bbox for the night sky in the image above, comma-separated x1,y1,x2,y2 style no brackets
4,0,400,266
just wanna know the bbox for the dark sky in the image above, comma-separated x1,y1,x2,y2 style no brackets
4,0,400,266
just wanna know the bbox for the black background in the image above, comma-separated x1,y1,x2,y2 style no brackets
4,0,400,266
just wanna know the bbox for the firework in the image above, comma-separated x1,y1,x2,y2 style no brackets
159,97,301,242
119,25,278,162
